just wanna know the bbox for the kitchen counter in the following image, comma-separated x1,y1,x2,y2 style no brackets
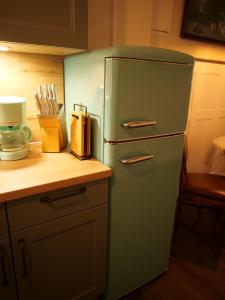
0,142,112,203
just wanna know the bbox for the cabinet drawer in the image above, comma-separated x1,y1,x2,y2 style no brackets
7,179,108,232
0,204,8,236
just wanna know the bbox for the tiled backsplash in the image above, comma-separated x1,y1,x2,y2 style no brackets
0,51,64,141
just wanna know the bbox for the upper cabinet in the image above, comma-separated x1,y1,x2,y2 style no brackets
0,0,87,49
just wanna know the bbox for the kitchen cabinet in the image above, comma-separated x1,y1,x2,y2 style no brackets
0,204,8,236
6,179,108,300
11,205,107,300
0,204,16,299
0,0,87,49
0,235,17,300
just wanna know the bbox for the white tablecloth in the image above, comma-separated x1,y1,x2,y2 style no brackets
205,136,225,176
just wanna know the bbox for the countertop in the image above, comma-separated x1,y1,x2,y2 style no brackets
0,142,112,203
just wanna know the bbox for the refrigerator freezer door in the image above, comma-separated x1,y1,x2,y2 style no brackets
104,58,193,142
103,134,184,300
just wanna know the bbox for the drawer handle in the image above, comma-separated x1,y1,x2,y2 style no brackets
40,186,86,204
121,154,154,165
18,240,29,278
0,246,9,286
122,120,157,128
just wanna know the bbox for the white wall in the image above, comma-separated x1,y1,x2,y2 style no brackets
112,0,153,45
150,0,225,61
88,0,113,49
186,62,225,173
88,0,225,62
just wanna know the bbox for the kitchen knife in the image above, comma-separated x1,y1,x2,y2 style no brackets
34,91,43,114
43,84,51,114
51,84,59,114
47,84,55,115
39,85,48,114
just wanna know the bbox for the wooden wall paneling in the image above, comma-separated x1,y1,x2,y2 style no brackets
0,52,64,141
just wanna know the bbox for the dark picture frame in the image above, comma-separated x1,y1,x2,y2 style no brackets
181,0,225,44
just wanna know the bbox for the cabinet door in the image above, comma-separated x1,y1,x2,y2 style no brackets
0,235,17,300
0,204,8,236
0,0,87,49
11,205,107,300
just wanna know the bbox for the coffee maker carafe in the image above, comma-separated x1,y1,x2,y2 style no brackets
0,96,32,160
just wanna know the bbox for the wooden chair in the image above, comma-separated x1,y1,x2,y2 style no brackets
177,138,225,242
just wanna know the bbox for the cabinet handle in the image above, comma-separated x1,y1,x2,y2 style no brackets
122,120,157,128
0,246,9,286
121,154,154,165
18,240,29,278
40,186,86,204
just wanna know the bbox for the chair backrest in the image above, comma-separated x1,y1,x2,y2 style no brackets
180,136,188,188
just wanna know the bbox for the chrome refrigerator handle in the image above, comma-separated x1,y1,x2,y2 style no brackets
121,154,154,165
122,120,157,128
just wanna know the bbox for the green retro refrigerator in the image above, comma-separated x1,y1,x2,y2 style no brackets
64,46,194,300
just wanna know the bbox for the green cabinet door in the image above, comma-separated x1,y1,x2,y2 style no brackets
11,205,107,300
0,204,8,236
0,235,17,300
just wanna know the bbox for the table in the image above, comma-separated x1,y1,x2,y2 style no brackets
205,136,225,176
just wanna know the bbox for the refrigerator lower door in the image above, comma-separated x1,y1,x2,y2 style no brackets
103,134,184,300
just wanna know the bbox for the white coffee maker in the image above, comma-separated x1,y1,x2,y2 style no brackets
0,96,32,160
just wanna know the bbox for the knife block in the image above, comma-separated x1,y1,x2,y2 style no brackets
37,104,67,152
70,110,91,160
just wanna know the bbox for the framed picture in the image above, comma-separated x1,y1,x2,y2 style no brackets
181,0,225,44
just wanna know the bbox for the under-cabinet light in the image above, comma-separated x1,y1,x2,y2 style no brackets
0,46,10,52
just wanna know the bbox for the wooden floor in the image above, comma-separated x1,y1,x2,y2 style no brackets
121,216,225,300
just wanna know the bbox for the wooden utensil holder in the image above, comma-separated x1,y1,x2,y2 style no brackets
37,104,67,152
